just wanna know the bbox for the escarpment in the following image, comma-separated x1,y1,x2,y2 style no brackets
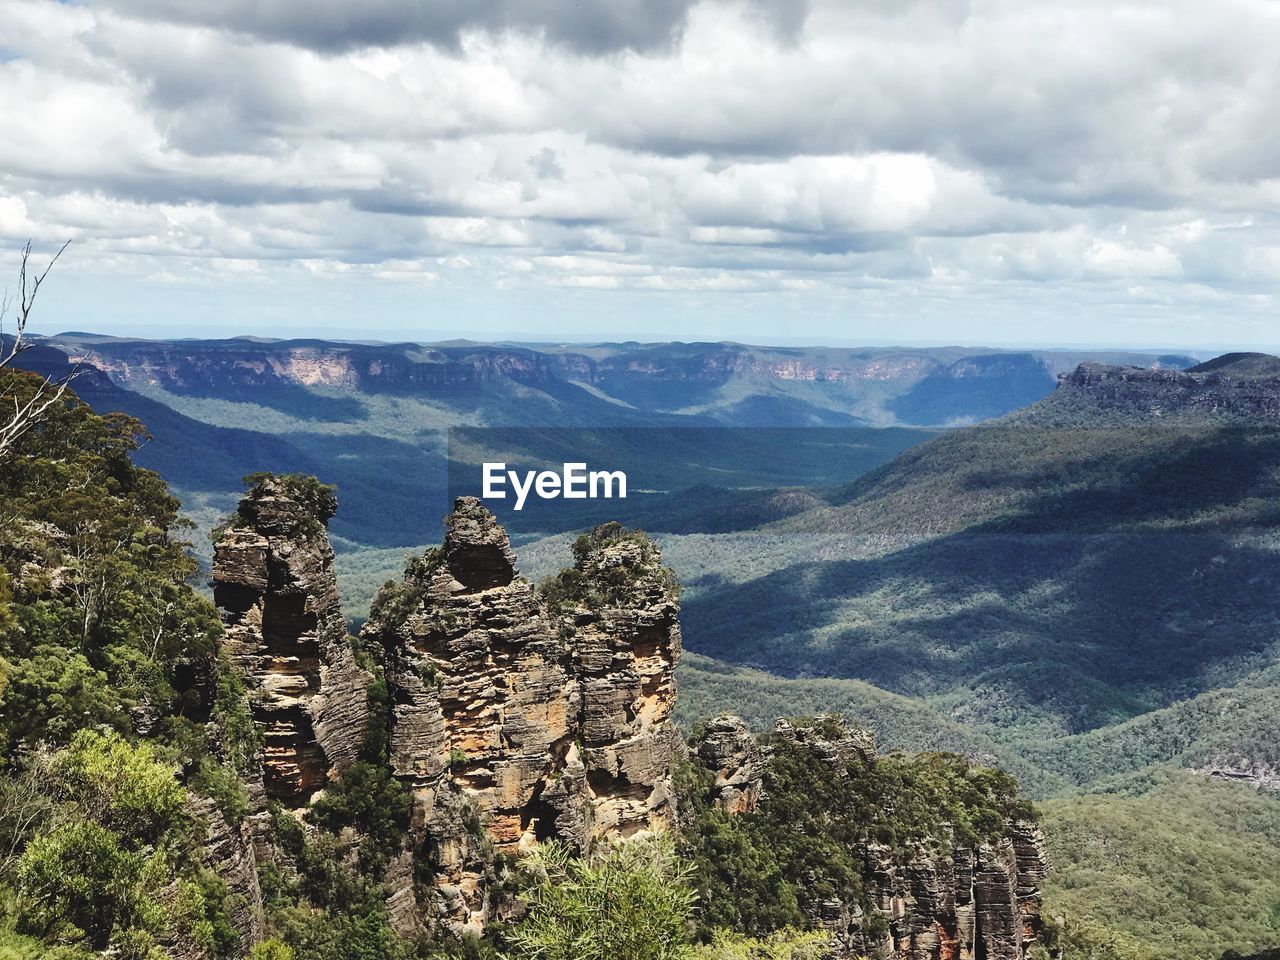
213,475,371,805
208,481,1042,954
1044,354,1280,421
359,499,682,933
685,716,1048,960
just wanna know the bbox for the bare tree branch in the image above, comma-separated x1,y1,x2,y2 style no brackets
0,240,80,461
0,238,70,371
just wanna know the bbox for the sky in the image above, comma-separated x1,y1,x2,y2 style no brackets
1,0,1279,348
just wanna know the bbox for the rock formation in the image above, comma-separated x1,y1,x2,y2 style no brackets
1054,354,1280,421
360,500,682,934
208,481,1043,955
213,475,370,806
693,714,764,815
688,716,1049,960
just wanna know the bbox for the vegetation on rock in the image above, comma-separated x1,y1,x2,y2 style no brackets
540,521,679,614
678,716,1036,939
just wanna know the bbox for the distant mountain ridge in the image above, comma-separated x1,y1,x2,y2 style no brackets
1017,350,1280,425
39,332,1197,428
6,334,1199,550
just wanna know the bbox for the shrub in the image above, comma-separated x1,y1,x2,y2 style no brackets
307,760,411,872
693,929,831,960
189,758,251,828
505,834,697,960
50,730,187,844
16,821,147,949
251,938,297,960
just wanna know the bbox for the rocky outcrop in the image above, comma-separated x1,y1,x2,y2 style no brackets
362,500,682,935
1195,756,1280,792
1057,356,1280,420
159,795,264,960
690,716,1048,960
209,481,1042,955
774,715,876,764
693,715,764,815
856,799,1047,957
213,475,370,806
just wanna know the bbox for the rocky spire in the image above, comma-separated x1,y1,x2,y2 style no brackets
213,474,370,806
558,520,682,839
442,496,518,590
361,499,682,935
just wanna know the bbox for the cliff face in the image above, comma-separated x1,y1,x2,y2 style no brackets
212,476,370,805
361,500,682,934
688,717,1048,960
1054,356,1280,420
207,481,1043,955
69,340,564,396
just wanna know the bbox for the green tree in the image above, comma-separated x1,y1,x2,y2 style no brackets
5,730,191,956
16,821,148,949
0,368,228,757
307,760,411,871
505,834,697,960
50,730,187,843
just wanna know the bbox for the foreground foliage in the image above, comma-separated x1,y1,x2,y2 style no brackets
3,731,238,959
0,371,252,958
505,835,698,960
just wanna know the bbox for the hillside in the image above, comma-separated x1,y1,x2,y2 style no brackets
671,355,1280,744
663,352,1280,958
0,371,1052,959
1041,771,1280,958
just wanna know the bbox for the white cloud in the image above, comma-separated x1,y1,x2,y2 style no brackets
1085,240,1182,279
0,0,1278,345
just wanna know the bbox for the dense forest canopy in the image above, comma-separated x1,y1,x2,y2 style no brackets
2,358,1277,960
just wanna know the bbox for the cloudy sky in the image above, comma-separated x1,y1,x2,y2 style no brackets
1,0,1277,348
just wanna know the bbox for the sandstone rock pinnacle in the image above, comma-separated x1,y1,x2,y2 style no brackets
361,504,682,935
213,474,370,805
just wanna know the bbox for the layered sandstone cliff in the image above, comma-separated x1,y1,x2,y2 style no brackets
212,475,370,805
360,499,682,934
688,716,1048,960
208,481,1042,955
1052,354,1280,421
